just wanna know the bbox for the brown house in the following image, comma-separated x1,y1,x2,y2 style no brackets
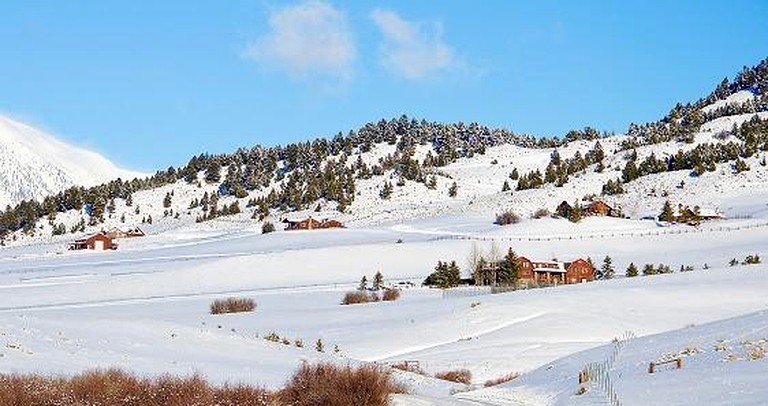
320,219,345,229
283,217,322,231
585,201,614,217
516,256,595,285
284,217,345,231
477,251,595,287
69,233,118,251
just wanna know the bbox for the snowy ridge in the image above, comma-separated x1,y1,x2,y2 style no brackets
0,116,145,207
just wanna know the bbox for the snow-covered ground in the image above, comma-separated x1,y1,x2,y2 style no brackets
1,211,768,404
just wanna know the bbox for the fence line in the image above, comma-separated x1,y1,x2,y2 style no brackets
430,220,768,244
582,330,635,406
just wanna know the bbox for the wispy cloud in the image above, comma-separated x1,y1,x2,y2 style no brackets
370,9,457,80
244,1,356,81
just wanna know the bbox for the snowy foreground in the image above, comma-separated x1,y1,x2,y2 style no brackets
1,213,768,405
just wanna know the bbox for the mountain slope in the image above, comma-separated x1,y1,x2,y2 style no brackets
0,116,144,207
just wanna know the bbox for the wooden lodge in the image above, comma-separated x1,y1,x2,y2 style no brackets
69,233,118,251
283,216,345,231
556,200,619,218
517,257,595,285
477,250,595,287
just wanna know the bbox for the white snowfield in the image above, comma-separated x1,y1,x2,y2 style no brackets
0,115,145,207
1,92,768,404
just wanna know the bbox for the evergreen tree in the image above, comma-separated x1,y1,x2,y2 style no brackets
659,200,675,222
380,182,393,199
358,275,368,291
163,192,172,208
625,262,639,277
373,271,384,291
502,180,510,192
642,263,656,276
262,221,276,234
498,249,520,286
448,182,458,197
568,201,583,223
601,256,615,280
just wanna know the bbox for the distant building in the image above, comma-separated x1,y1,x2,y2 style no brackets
283,216,345,231
105,227,145,240
584,201,614,217
69,233,118,251
477,250,595,287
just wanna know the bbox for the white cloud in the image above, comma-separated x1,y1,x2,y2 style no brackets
370,9,457,80
244,1,356,80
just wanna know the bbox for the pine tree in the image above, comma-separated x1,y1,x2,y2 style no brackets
358,275,368,291
642,263,656,276
502,180,510,192
163,192,172,208
380,182,393,199
373,271,384,291
427,175,437,189
448,182,458,197
625,262,639,277
568,201,583,223
659,200,675,222
601,256,615,280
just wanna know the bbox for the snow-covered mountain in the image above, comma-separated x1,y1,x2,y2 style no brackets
0,115,144,208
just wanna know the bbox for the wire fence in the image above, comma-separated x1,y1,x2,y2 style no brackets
429,220,768,244
582,330,636,406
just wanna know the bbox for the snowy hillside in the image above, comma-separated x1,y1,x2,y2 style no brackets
0,116,144,207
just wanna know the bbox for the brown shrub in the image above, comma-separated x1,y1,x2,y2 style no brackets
0,368,273,406
210,297,256,314
278,362,407,406
483,372,521,387
434,369,472,384
341,291,372,305
531,208,550,219
382,288,401,301
495,210,521,226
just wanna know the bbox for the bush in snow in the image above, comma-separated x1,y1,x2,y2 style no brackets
531,208,550,219
382,288,401,301
261,221,276,234
209,297,256,315
434,369,472,384
744,254,761,264
341,291,373,305
495,210,521,225
278,362,407,406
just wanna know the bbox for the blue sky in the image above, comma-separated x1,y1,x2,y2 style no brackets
1,1,766,171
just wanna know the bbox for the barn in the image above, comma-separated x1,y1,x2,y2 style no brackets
69,233,118,251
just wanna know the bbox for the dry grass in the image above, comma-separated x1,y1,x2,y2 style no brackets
0,368,273,406
278,362,407,406
382,288,401,301
483,372,521,387
210,297,256,314
434,369,472,385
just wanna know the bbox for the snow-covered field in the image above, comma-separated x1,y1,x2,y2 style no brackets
2,210,768,404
